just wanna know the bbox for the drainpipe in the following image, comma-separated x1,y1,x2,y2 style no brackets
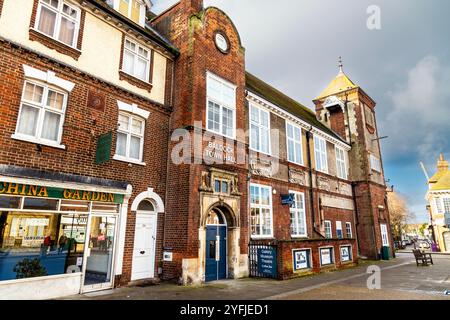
351,182,361,256
306,127,323,237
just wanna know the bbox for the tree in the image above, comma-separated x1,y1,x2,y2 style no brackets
387,191,410,241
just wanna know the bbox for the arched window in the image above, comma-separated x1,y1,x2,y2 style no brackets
137,200,155,212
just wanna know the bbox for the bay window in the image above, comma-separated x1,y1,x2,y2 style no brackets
314,136,328,173
250,184,273,238
122,38,151,83
206,73,236,138
35,0,80,48
250,104,270,154
286,122,303,165
290,191,307,237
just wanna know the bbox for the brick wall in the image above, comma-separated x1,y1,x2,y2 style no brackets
0,39,171,284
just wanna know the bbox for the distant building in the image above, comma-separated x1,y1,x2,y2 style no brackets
426,154,450,252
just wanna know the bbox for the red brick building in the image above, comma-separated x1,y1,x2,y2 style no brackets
0,0,393,298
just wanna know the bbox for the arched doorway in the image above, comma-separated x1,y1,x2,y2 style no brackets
130,188,164,281
205,208,227,281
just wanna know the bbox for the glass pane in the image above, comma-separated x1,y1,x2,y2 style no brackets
138,47,148,58
125,40,135,51
118,114,129,131
209,240,216,259
91,203,119,213
60,200,89,212
250,207,260,236
207,101,220,132
24,83,44,103
17,104,39,136
261,187,270,205
123,51,135,75
0,212,86,281
295,142,302,164
250,185,259,204
222,84,235,107
41,111,61,141
261,128,269,153
62,4,78,18
46,90,64,110
130,136,141,160
43,0,59,8
207,77,221,102
58,17,75,46
23,198,58,210
38,6,57,37
222,107,233,136
221,181,228,194
262,209,271,235
214,180,220,193
0,196,21,209
115,132,127,157
84,216,116,286
287,123,293,138
137,200,154,211
131,118,143,135
250,124,259,150
250,106,259,123
294,127,301,141
136,58,148,81
260,111,268,128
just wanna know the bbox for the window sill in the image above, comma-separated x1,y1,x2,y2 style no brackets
29,28,81,60
291,235,309,239
113,154,146,166
11,134,66,150
119,70,153,93
205,128,236,141
251,235,275,240
249,147,271,157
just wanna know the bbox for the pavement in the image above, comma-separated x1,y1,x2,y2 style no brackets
64,252,450,300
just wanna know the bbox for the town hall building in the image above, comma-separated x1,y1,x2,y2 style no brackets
0,0,393,298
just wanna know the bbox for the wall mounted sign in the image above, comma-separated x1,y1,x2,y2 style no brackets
257,248,277,277
204,141,235,163
0,182,124,204
281,194,295,206
163,251,173,262
293,249,310,271
340,246,351,262
95,131,113,164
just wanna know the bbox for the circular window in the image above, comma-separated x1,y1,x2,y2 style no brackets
215,32,229,54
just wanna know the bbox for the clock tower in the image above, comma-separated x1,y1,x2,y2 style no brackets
313,59,394,260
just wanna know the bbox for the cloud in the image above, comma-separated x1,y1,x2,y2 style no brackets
382,55,450,168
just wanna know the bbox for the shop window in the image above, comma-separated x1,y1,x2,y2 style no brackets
293,249,311,271
0,196,21,209
320,247,334,266
0,210,87,281
34,0,81,48
250,184,273,238
23,198,59,211
340,245,352,262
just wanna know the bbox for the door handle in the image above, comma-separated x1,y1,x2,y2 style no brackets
140,251,145,255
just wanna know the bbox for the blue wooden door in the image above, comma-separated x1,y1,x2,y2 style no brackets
205,225,227,282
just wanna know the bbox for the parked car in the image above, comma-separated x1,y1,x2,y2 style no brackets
394,241,406,250
418,240,431,250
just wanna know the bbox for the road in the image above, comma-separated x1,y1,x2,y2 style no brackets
66,252,450,300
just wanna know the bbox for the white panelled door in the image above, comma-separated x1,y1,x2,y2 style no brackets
131,214,157,280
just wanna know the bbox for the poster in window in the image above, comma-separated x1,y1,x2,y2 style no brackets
293,249,310,271
320,248,332,265
341,246,351,262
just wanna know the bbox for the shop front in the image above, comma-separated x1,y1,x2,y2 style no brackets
0,180,130,299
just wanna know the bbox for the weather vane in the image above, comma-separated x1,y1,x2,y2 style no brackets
338,56,344,73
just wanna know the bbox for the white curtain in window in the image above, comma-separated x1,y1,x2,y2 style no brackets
17,105,39,136
58,17,75,46
38,6,57,37
41,111,61,140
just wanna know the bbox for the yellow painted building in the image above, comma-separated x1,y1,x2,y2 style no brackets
426,154,450,252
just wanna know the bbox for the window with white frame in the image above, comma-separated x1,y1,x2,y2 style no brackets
206,73,236,138
370,154,382,172
290,191,307,237
35,0,81,48
122,38,151,82
380,223,389,246
250,184,273,237
320,247,334,265
249,104,270,154
336,221,343,239
346,222,352,238
14,80,67,145
115,112,145,162
314,136,328,173
335,146,347,179
286,122,303,165
443,198,450,214
324,220,332,238
340,245,352,262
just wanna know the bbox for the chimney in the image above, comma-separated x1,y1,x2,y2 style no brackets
182,0,203,12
